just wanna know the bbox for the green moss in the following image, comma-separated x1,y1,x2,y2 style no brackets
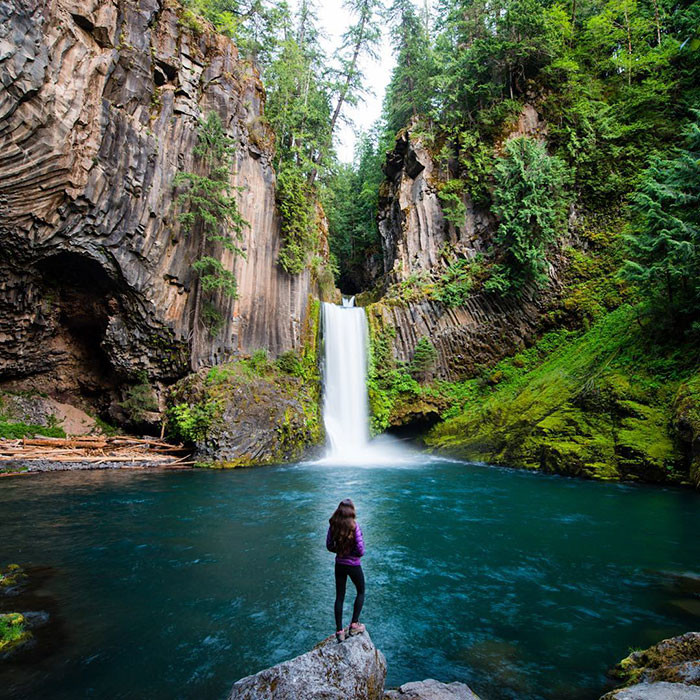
610,634,700,687
0,564,27,589
0,421,66,439
0,613,31,655
426,305,693,483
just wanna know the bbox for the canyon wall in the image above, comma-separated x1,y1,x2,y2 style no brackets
0,0,317,413
371,109,556,380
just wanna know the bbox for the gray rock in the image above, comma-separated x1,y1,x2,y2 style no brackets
228,631,386,700
384,678,481,700
609,632,700,687
601,681,700,699
0,0,321,414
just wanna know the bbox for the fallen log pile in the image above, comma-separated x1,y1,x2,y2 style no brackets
0,435,194,471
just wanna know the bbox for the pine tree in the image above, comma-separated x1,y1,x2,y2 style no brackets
489,136,571,293
383,0,435,136
623,112,700,328
175,112,247,358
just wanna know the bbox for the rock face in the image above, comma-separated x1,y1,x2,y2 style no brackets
228,632,387,700
601,633,700,699
0,0,318,417
370,114,557,380
169,358,322,467
385,679,481,700
602,683,700,699
379,128,493,286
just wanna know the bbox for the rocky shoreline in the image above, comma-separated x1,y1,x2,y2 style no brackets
226,631,700,700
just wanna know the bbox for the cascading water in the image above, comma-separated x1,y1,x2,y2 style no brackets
321,297,370,459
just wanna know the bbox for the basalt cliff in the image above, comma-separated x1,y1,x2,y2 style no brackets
363,112,699,487
0,0,321,424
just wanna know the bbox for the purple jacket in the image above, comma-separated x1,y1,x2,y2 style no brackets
326,523,365,566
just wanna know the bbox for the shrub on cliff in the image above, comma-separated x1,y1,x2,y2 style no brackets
488,136,571,294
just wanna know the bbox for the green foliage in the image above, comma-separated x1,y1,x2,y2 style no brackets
409,338,437,380
176,111,247,338
436,179,467,228
0,613,30,654
120,372,158,423
276,164,318,274
323,131,385,285
192,256,238,297
201,300,224,337
622,112,700,332
366,317,421,433
434,255,486,307
0,421,65,439
247,349,270,375
94,416,120,437
383,0,435,136
491,136,571,292
176,113,247,253
169,401,220,443
276,350,305,378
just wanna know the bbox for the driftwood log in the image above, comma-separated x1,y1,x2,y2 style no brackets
0,435,192,469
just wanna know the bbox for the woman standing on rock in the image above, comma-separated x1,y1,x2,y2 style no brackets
326,498,366,643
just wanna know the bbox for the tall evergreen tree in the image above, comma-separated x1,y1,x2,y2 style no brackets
383,0,435,136
623,112,700,328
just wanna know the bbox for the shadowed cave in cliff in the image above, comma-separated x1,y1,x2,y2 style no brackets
35,253,120,411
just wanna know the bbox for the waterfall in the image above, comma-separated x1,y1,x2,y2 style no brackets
321,297,370,459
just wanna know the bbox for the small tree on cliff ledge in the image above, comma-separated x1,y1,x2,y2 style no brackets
487,136,570,295
175,112,248,358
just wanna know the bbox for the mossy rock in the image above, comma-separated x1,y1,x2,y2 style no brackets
426,307,691,484
168,354,323,467
0,564,27,592
673,373,700,488
615,403,681,482
0,612,32,658
610,632,700,687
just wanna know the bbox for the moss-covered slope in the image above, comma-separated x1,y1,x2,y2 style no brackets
425,305,697,484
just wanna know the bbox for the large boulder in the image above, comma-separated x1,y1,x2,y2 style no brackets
601,633,700,699
385,679,481,699
168,354,322,467
228,632,386,700
600,682,700,699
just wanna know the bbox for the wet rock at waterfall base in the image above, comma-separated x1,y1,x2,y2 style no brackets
384,679,482,700
169,359,322,468
227,631,386,699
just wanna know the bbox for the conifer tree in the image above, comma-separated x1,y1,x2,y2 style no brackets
175,112,247,359
623,112,700,328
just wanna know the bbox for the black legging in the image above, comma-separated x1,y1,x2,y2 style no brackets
334,563,365,631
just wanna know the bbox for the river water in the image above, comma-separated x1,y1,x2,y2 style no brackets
1,459,699,700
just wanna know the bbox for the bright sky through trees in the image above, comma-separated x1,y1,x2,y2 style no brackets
309,1,394,161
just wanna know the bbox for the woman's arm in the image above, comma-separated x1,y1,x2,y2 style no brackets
354,524,365,557
326,526,336,552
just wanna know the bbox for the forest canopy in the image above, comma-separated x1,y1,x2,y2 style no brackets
182,0,699,327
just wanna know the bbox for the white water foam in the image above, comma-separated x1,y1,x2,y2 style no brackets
319,298,418,466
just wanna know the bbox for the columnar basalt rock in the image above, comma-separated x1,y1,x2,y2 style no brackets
0,0,319,415
371,110,557,381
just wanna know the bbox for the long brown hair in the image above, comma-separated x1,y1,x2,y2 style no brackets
329,499,357,556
